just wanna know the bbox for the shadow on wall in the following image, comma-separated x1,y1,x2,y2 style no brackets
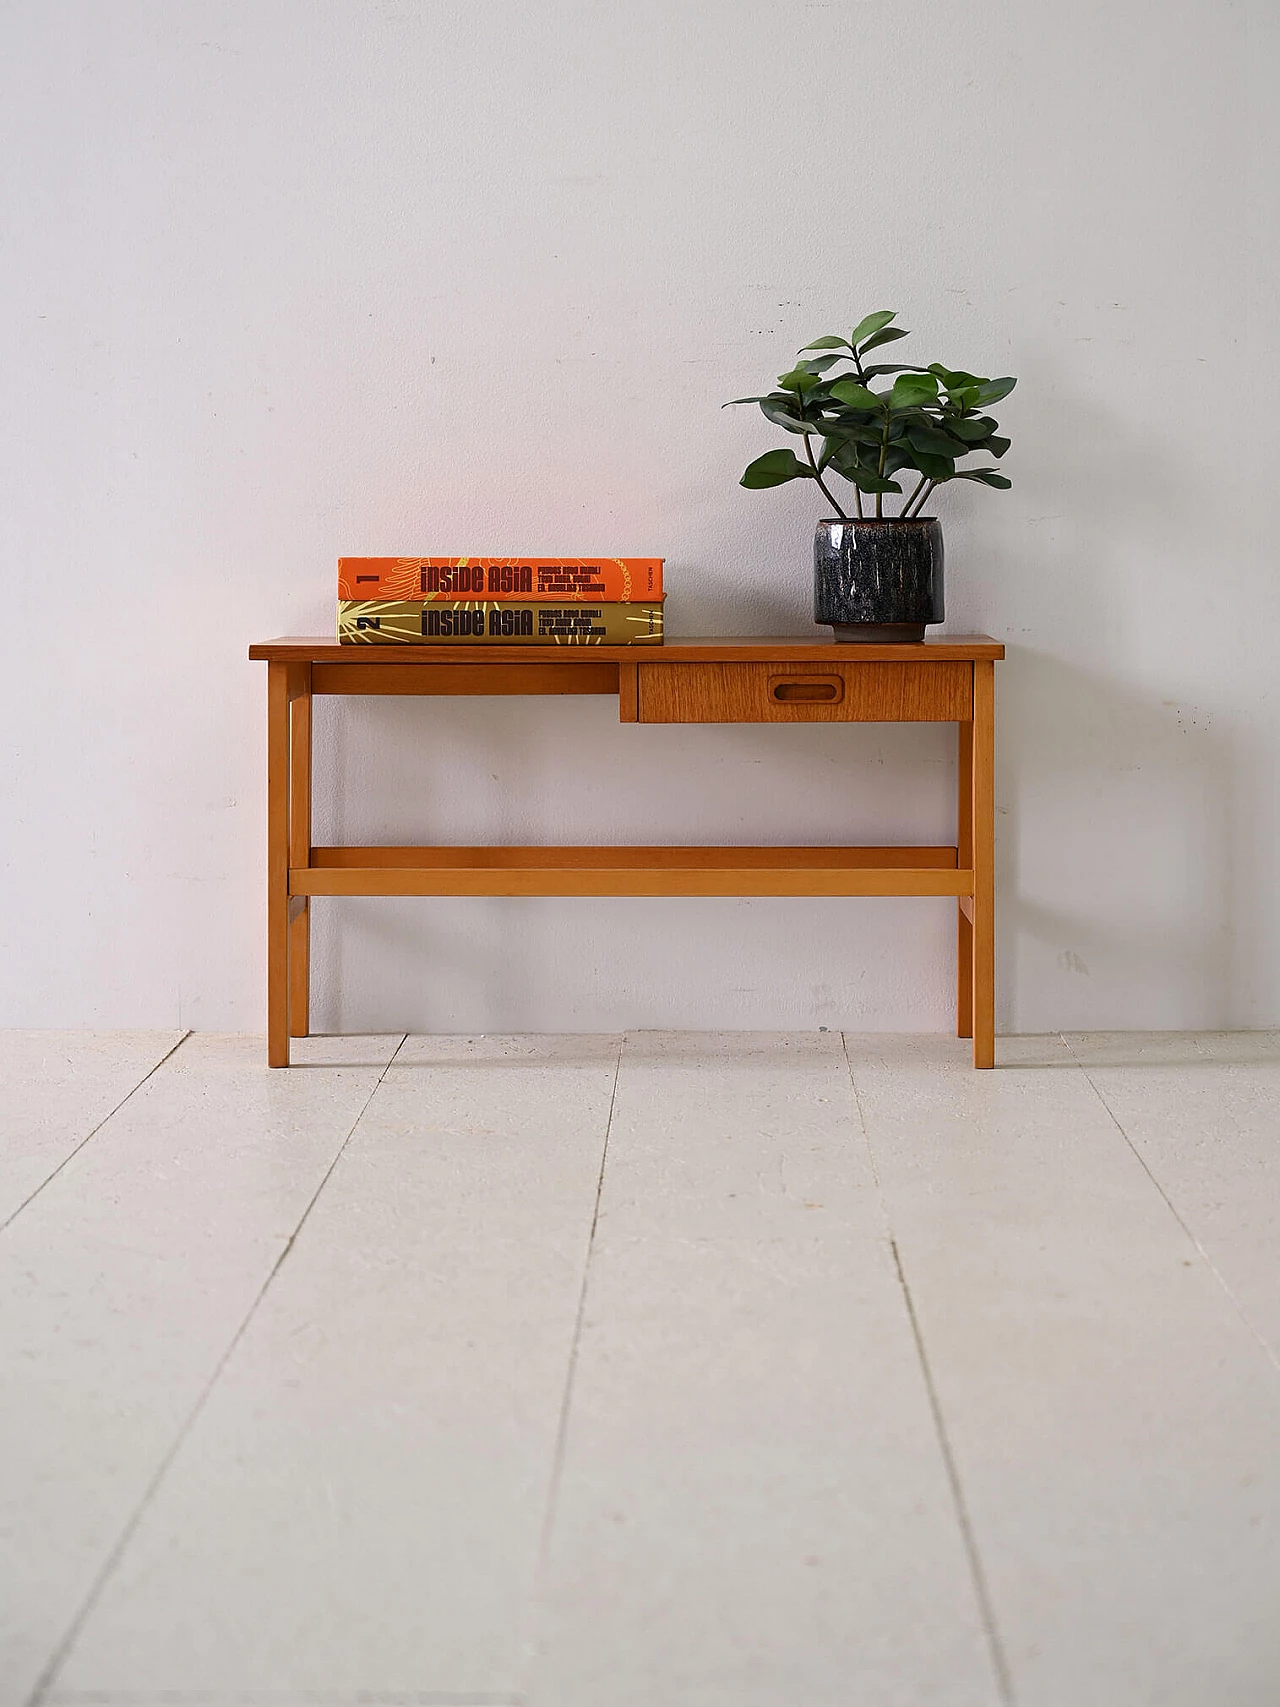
1000,649,1235,1032
295,395,1256,1035
985,358,1257,1031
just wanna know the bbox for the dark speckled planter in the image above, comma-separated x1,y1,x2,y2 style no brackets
814,517,944,641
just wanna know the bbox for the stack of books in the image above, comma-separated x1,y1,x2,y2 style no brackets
337,558,664,646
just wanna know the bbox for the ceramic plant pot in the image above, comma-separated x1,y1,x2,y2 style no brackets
813,516,944,641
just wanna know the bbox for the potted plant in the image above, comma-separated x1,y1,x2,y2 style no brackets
727,311,1015,640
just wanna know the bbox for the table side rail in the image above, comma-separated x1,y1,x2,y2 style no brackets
311,661,620,695
291,843,971,899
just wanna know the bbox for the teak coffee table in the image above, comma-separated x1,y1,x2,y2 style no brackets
249,635,1004,1067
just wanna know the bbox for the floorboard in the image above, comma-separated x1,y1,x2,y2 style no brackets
528,1031,996,1707
1065,1031,1280,1363
0,1030,186,1227
849,1032,1280,1707
48,1036,620,1702
5,1029,1280,1707
0,1033,403,1707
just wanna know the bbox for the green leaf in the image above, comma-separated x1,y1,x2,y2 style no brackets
777,398,834,424
800,334,852,351
906,451,955,480
858,326,911,355
848,310,897,347
972,377,1017,406
908,423,966,457
954,468,1012,488
793,353,849,375
727,391,810,408
759,399,820,435
847,472,904,495
827,441,882,478
929,365,980,388
944,415,998,441
861,362,931,377
890,372,940,409
983,435,1011,457
818,422,882,453
828,379,884,410
807,416,867,442
777,367,823,394
740,448,815,488
833,424,888,447
825,438,861,470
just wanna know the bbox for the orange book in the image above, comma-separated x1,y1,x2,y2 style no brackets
338,556,663,602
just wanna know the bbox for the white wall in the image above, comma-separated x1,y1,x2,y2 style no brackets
3,0,1278,1034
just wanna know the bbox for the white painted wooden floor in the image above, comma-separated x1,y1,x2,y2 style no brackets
2,1030,1279,1707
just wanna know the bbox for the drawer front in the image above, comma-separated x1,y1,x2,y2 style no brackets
638,660,972,723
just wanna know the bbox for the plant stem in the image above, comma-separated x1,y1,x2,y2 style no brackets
802,433,848,520
854,483,864,519
907,479,937,519
875,415,890,519
903,475,928,517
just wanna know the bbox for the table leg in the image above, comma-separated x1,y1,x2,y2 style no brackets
971,660,996,1068
267,661,291,1066
957,716,974,1040
288,671,312,1037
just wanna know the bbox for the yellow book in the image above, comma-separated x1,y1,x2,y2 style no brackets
338,600,664,645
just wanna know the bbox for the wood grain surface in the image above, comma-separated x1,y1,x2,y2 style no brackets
292,844,972,899
250,635,1005,664
311,662,620,696
637,660,973,723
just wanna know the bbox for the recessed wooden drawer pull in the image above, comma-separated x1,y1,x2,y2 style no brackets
769,675,844,704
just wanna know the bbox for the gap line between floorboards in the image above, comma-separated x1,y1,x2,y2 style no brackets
24,1034,410,1707
43,1695,523,1706
841,1034,1016,1707
1062,1033,1280,1377
521,1033,624,1689
0,1031,194,1236
888,1239,1016,1707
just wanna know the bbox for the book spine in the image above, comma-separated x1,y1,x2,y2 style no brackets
338,558,663,601
339,600,665,646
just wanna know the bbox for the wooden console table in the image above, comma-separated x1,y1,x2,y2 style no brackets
248,636,1004,1067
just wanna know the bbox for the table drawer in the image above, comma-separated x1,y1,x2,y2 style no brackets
637,660,972,723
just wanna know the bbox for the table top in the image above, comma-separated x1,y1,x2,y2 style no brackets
249,634,1005,663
